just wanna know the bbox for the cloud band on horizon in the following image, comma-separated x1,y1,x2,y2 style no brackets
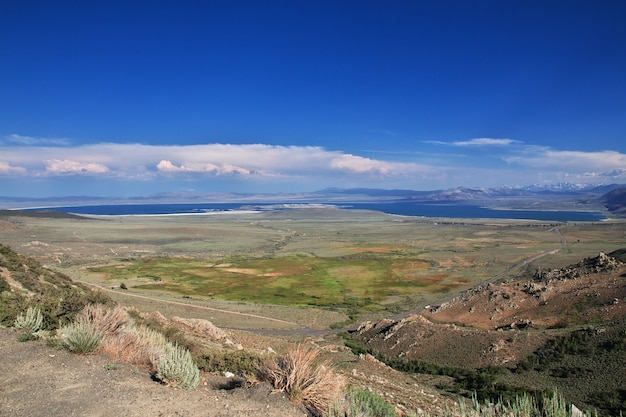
1,135,625,193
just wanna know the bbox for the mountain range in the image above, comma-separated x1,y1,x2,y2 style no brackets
1,183,625,217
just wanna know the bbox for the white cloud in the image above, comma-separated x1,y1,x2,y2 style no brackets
156,160,185,172
329,154,390,175
156,159,251,176
600,168,626,178
577,169,626,180
328,153,423,177
423,137,521,148
453,138,519,146
0,161,27,175
0,142,427,181
44,159,110,175
1,138,624,192
505,150,626,172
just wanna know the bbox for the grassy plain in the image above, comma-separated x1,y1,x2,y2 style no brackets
1,208,624,329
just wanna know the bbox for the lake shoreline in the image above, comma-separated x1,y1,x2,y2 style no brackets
19,201,607,222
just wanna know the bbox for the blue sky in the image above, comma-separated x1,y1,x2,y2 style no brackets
1,1,625,197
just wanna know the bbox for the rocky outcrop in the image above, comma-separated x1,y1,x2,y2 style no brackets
534,252,623,282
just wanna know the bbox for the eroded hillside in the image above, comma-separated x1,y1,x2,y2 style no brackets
350,251,626,415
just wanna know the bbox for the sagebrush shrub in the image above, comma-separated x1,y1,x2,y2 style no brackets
156,342,199,390
329,386,395,417
14,306,43,333
60,321,102,354
0,291,24,327
410,391,586,417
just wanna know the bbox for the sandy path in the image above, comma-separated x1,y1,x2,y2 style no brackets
77,280,304,329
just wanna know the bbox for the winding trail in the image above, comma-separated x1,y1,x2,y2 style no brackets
481,224,567,286
77,279,304,329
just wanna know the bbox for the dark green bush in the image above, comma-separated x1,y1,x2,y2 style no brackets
588,389,626,416
0,277,10,293
195,349,266,376
163,326,195,352
0,291,25,326
17,332,39,342
340,334,373,356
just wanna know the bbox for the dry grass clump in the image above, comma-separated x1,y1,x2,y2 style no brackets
69,304,165,369
75,304,129,335
69,303,198,389
99,326,166,370
257,343,345,416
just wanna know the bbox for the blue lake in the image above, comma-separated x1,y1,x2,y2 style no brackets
32,202,606,222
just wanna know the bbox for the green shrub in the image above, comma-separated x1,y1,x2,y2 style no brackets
0,277,10,293
104,362,119,371
17,332,39,342
46,336,65,349
60,321,102,354
156,342,199,390
340,334,373,356
163,326,195,352
588,389,626,416
7,287,113,332
14,306,43,333
0,291,25,327
195,349,265,376
56,287,112,327
329,386,395,417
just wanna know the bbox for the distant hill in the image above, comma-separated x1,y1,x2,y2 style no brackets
0,209,90,220
1,183,624,212
601,187,626,216
323,183,626,203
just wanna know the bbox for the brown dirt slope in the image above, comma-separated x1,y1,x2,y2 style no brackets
0,327,306,417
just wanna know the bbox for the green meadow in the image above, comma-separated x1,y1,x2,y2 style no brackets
88,252,454,310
